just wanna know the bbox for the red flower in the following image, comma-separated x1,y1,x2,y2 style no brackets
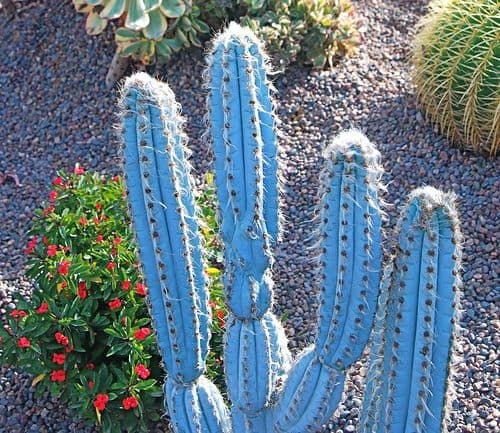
219,320,225,328
88,381,94,389
47,245,57,256
135,364,150,379
10,309,26,319
60,281,67,289
112,175,120,182
79,217,87,225
134,328,151,340
25,237,38,254
93,218,100,225
93,394,109,411
55,332,69,346
42,206,55,217
215,359,222,365
17,337,30,348
78,282,87,299
74,165,85,175
42,236,48,244
121,280,131,291
106,262,116,271
217,310,225,320
111,248,117,256
50,370,66,382
53,177,63,186
36,302,49,314
65,345,73,353
113,237,122,245
108,299,122,310
49,191,58,202
136,282,146,296
208,301,217,309
123,396,139,410
95,202,102,210
96,234,104,243
58,261,71,275
52,353,66,365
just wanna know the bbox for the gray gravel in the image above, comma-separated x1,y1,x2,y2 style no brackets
1,0,498,432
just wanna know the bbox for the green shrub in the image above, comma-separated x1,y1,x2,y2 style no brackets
242,0,359,68
412,0,499,155
72,0,358,68
0,166,226,433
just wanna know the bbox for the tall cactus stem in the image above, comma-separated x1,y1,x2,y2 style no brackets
119,73,231,433
205,22,291,428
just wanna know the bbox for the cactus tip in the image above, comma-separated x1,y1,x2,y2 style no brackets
324,129,381,165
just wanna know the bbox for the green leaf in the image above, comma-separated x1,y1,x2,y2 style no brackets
143,8,167,40
106,342,129,357
86,12,108,36
100,0,127,20
175,28,188,46
191,18,209,34
119,40,149,57
125,0,150,31
143,0,162,12
162,37,183,51
115,27,140,42
135,378,157,390
160,0,186,18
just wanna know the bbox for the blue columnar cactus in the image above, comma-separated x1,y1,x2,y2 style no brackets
359,187,462,433
120,23,462,433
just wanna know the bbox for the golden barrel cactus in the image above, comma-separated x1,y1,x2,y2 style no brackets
412,0,499,155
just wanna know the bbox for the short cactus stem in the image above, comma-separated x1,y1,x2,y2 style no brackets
273,130,383,432
360,187,462,433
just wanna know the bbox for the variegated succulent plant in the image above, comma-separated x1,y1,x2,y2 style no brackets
73,0,209,64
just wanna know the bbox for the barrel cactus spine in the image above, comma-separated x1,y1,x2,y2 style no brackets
120,22,463,433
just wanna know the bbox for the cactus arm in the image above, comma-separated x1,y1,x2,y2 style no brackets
121,91,174,372
273,131,383,432
360,187,462,433
120,73,231,433
206,23,291,427
317,131,383,368
420,204,462,432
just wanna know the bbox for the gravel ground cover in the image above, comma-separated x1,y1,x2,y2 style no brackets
0,1,498,432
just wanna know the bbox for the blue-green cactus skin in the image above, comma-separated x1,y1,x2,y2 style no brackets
272,131,383,433
120,73,231,433
359,187,462,433
120,22,463,433
206,23,292,427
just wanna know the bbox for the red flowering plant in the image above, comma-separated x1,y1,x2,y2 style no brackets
0,167,226,433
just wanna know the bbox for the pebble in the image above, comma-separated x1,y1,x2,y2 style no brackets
0,0,498,432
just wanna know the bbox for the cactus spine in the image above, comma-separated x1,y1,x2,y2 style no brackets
120,22,463,433
359,187,462,433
